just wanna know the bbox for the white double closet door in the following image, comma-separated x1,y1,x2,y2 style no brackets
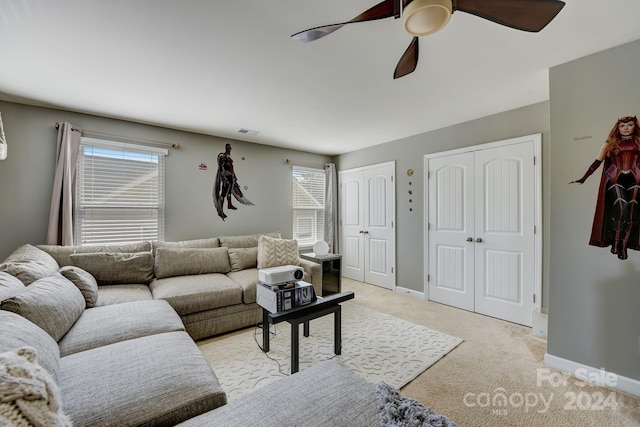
339,162,396,290
425,135,541,326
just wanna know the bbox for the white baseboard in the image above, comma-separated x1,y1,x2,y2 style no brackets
395,286,425,300
544,353,640,398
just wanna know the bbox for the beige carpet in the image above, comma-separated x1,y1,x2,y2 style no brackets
342,279,640,427
198,301,462,401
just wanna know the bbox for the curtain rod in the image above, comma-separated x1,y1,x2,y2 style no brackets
54,122,181,148
285,159,325,168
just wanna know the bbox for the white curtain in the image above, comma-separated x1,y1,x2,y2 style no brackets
0,112,7,160
324,163,339,253
46,122,81,245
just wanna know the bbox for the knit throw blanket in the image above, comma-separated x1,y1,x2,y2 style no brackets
0,347,71,427
376,381,458,427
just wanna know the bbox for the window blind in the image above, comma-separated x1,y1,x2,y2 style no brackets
75,137,167,245
292,166,325,246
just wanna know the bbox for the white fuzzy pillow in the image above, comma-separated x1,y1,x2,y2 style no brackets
257,236,300,269
0,346,71,426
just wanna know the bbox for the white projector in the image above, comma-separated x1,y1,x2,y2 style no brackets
258,265,304,285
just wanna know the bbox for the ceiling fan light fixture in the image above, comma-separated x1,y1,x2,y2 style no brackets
402,0,452,37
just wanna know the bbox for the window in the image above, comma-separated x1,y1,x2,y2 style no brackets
292,166,325,246
75,137,167,245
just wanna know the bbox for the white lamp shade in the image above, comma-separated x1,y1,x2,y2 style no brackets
402,0,453,37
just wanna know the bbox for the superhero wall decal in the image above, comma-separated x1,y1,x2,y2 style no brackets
213,143,254,221
570,116,640,260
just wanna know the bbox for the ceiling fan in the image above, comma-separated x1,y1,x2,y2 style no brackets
291,0,566,79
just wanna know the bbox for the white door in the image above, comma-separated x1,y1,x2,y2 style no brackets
363,164,395,289
426,137,538,326
340,163,396,290
427,152,475,311
340,171,365,281
473,143,536,325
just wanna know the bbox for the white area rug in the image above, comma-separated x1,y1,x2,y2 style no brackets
198,302,463,401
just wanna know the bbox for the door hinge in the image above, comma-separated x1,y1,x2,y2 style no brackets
534,225,537,234
427,274,431,282
391,175,394,182
392,221,394,228
533,156,536,166
391,267,394,273
533,294,536,304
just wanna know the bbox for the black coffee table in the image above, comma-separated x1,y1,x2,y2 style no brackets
261,291,354,374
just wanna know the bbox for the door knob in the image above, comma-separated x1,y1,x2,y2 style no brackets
466,237,473,242
475,237,483,243
363,230,369,234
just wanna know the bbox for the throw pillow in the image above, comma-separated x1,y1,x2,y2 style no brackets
1,274,85,342
228,247,259,271
0,310,61,383
69,251,154,285
257,236,301,269
219,232,281,249
38,241,152,267
152,237,220,255
376,381,459,427
0,346,71,427
154,247,231,279
0,272,25,302
0,244,60,286
59,266,99,308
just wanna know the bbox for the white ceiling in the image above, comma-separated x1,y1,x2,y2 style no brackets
1,1,640,155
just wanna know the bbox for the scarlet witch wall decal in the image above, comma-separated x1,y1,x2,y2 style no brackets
213,143,254,221
570,115,640,260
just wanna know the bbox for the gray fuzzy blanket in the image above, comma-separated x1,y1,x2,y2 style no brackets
376,381,458,427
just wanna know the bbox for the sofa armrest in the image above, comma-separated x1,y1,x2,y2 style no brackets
299,258,322,297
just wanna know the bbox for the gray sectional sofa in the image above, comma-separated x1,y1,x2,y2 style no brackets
0,233,454,426
0,232,321,426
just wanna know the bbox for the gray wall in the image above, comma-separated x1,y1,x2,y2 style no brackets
0,101,331,260
548,40,640,380
337,102,551,305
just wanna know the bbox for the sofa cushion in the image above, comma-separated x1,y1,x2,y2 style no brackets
0,271,25,301
182,304,261,340
38,241,152,267
0,346,71,426
176,360,378,427
59,331,226,427
155,247,231,279
219,232,281,249
257,235,301,269
153,237,220,254
1,273,85,342
69,251,154,285
58,300,185,356
59,266,99,308
0,310,60,382
95,284,153,306
228,247,258,271
0,244,60,285
150,273,243,315
225,268,259,304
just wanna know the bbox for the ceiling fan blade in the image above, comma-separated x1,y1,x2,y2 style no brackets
292,0,397,43
394,37,419,79
455,0,565,32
